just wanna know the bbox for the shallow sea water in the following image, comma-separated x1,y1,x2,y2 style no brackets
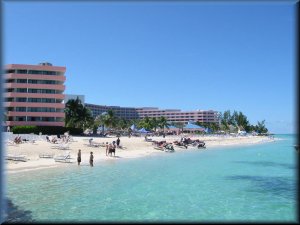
4,134,298,222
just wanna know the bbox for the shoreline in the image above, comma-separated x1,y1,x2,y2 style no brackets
4,135,277,174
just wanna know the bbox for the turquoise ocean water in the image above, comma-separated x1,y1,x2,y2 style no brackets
4,134,298,222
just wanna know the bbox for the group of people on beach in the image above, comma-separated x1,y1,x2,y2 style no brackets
77,137,121,167
105,137,121,157
46,133,71,144
14,136,22,144
12,135,32,144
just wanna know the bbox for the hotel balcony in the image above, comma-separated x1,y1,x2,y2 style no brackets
5,83,65,91
4,92,65,99
6,121,65,127
5,73,66,81
7,111,65,118
4,102,65,108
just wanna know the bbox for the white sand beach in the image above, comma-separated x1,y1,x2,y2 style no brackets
4,134,276,174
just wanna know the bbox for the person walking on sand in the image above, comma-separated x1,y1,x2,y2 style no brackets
89,138,93,146
77,149,81,166
90,152,94,167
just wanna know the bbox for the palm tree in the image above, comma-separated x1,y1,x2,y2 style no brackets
65,97,93,129
116,118,129,130
220,110,231,133
65,98,83,127
78,107,94,130
102,109,117,129
158,116,168,133
138,117,152,130
150,117,158,132
256,120,268,134
94,113,106,133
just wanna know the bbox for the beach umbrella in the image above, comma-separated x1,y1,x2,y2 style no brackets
138,128,150,133
130,124,137,131
183,122,205,132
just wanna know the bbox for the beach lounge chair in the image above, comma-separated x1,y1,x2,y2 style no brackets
54,151,72,163
6,154,28,162
58,143,70,150
51,143,70,150
5,140,18,146
90,142,101,147
154,146,165,151
39,153,54,158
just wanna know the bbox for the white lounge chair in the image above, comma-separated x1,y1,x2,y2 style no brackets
39,153,54,158
5,139,18,146
54,151,72,163
51,143,70,150
58,143,70,150
6,154,28,162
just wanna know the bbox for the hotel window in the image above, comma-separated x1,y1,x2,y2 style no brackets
16,116,26,121
27,107,55,112
28,98,56,103
16,98,27,102
28,89,56,94
28,70,42,75
16,88,27,93
6,69,16,73
6,79,14,83
43,71,57,75
27,117,40,121
16,70,27,74
16,79,27,83
5,98,14,102
41,117,55,121
27,70,57,75
16,107,27,112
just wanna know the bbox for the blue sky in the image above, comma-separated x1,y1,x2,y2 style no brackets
3,1,297,134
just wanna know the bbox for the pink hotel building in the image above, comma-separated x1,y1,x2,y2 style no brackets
4,63,66,127
135,107,218,124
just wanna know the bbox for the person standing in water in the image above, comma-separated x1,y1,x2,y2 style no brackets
77,149,81,166
89,152,94,167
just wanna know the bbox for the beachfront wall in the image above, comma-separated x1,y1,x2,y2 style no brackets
4,63,66,127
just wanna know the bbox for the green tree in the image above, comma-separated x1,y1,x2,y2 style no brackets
232,111,250,132
102,109,117,129
158,116,168,133
78,107,94,130
138,117,152,130
220,110,231,132
150,117,158,132
256,120,268,134
116,118,129,130
65,98,93,129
